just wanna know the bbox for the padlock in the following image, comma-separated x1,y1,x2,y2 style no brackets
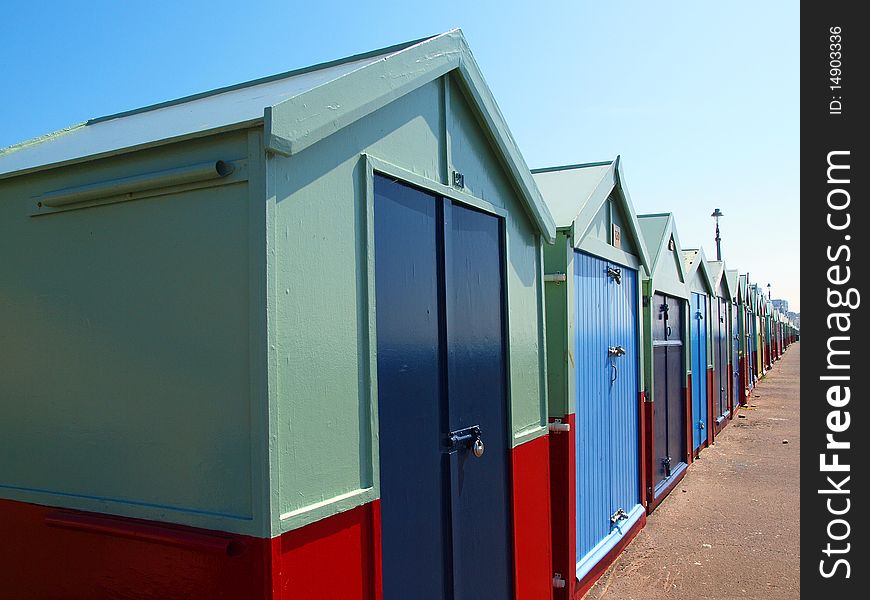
472,438,485,458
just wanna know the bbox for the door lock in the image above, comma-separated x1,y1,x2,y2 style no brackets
662,456,672,476
608,346,627,357
699,420,705,430
448,425,484,458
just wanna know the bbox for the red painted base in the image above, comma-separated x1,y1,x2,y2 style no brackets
641,396,654,509
512,434,554,600
685,376,694,465
573,512,646,599
2,436,554,600
270,501,382,600
0,498,382,600
0,499,271,599
550,413,577,600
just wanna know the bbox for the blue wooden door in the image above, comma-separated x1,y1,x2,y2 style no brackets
665,296,686,470
731,304,740,410
713,299,729,420
690,293,708,450
574,252,612,570
607,265,641,545
444,201,513,600
374,177,512,600
652,294,685,492
574,253,641,579
750,312,757,384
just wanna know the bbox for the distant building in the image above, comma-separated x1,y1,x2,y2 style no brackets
772,298,789,313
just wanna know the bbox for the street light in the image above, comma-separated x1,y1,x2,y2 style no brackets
711,208,724,260
767,283,771,299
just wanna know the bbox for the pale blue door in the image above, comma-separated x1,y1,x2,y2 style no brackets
574,252,642,581
690,293,708,450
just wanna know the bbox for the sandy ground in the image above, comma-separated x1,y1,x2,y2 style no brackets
585,343,800,600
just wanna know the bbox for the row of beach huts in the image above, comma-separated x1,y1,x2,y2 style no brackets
0,31,798,599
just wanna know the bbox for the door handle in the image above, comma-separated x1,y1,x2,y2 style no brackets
448,425,485,458
608,346,626,383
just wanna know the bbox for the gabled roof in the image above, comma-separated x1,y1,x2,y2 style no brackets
0,30,556,241
637,212,688,298
707,260,735,301
531,156,652,271
725,269,740,301
682,247,716,295
0,40,409,177
739,274,749,299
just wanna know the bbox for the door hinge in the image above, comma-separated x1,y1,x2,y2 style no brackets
544,272,567,283
610,508,629,524
606,266,622,284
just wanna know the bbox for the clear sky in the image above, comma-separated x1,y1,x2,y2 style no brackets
1,1,799,311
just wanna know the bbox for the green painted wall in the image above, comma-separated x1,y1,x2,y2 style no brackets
269,75,547,536
576,195,642,269
543,232,572,418
0,130,269,536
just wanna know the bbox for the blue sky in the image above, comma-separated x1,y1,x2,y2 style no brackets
1,1,799,310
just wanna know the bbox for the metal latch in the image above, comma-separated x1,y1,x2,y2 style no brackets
608,346,626,383
553,574,566,589
662,456,672,476
696,310,704,320
699,420,706,430
606,266,622,284
448,425,484,458
659,303,669,320
548,419,571,433
610,508,629,524
544,272,567,283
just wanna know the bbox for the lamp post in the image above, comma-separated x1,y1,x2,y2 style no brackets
711,208,724,260
767,283,771,299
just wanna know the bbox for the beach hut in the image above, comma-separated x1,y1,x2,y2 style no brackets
707,260,736,431
533,158,652,597
726,269,742,410
682,248,716,455
637,214,690,512
753,285,765,378
736,273,754,402
0,31,557,600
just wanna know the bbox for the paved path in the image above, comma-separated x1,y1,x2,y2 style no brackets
585,343,800,600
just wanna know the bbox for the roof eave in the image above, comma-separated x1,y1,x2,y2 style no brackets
265,29,556,242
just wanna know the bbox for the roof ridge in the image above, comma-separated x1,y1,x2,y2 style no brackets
530,160,613,174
